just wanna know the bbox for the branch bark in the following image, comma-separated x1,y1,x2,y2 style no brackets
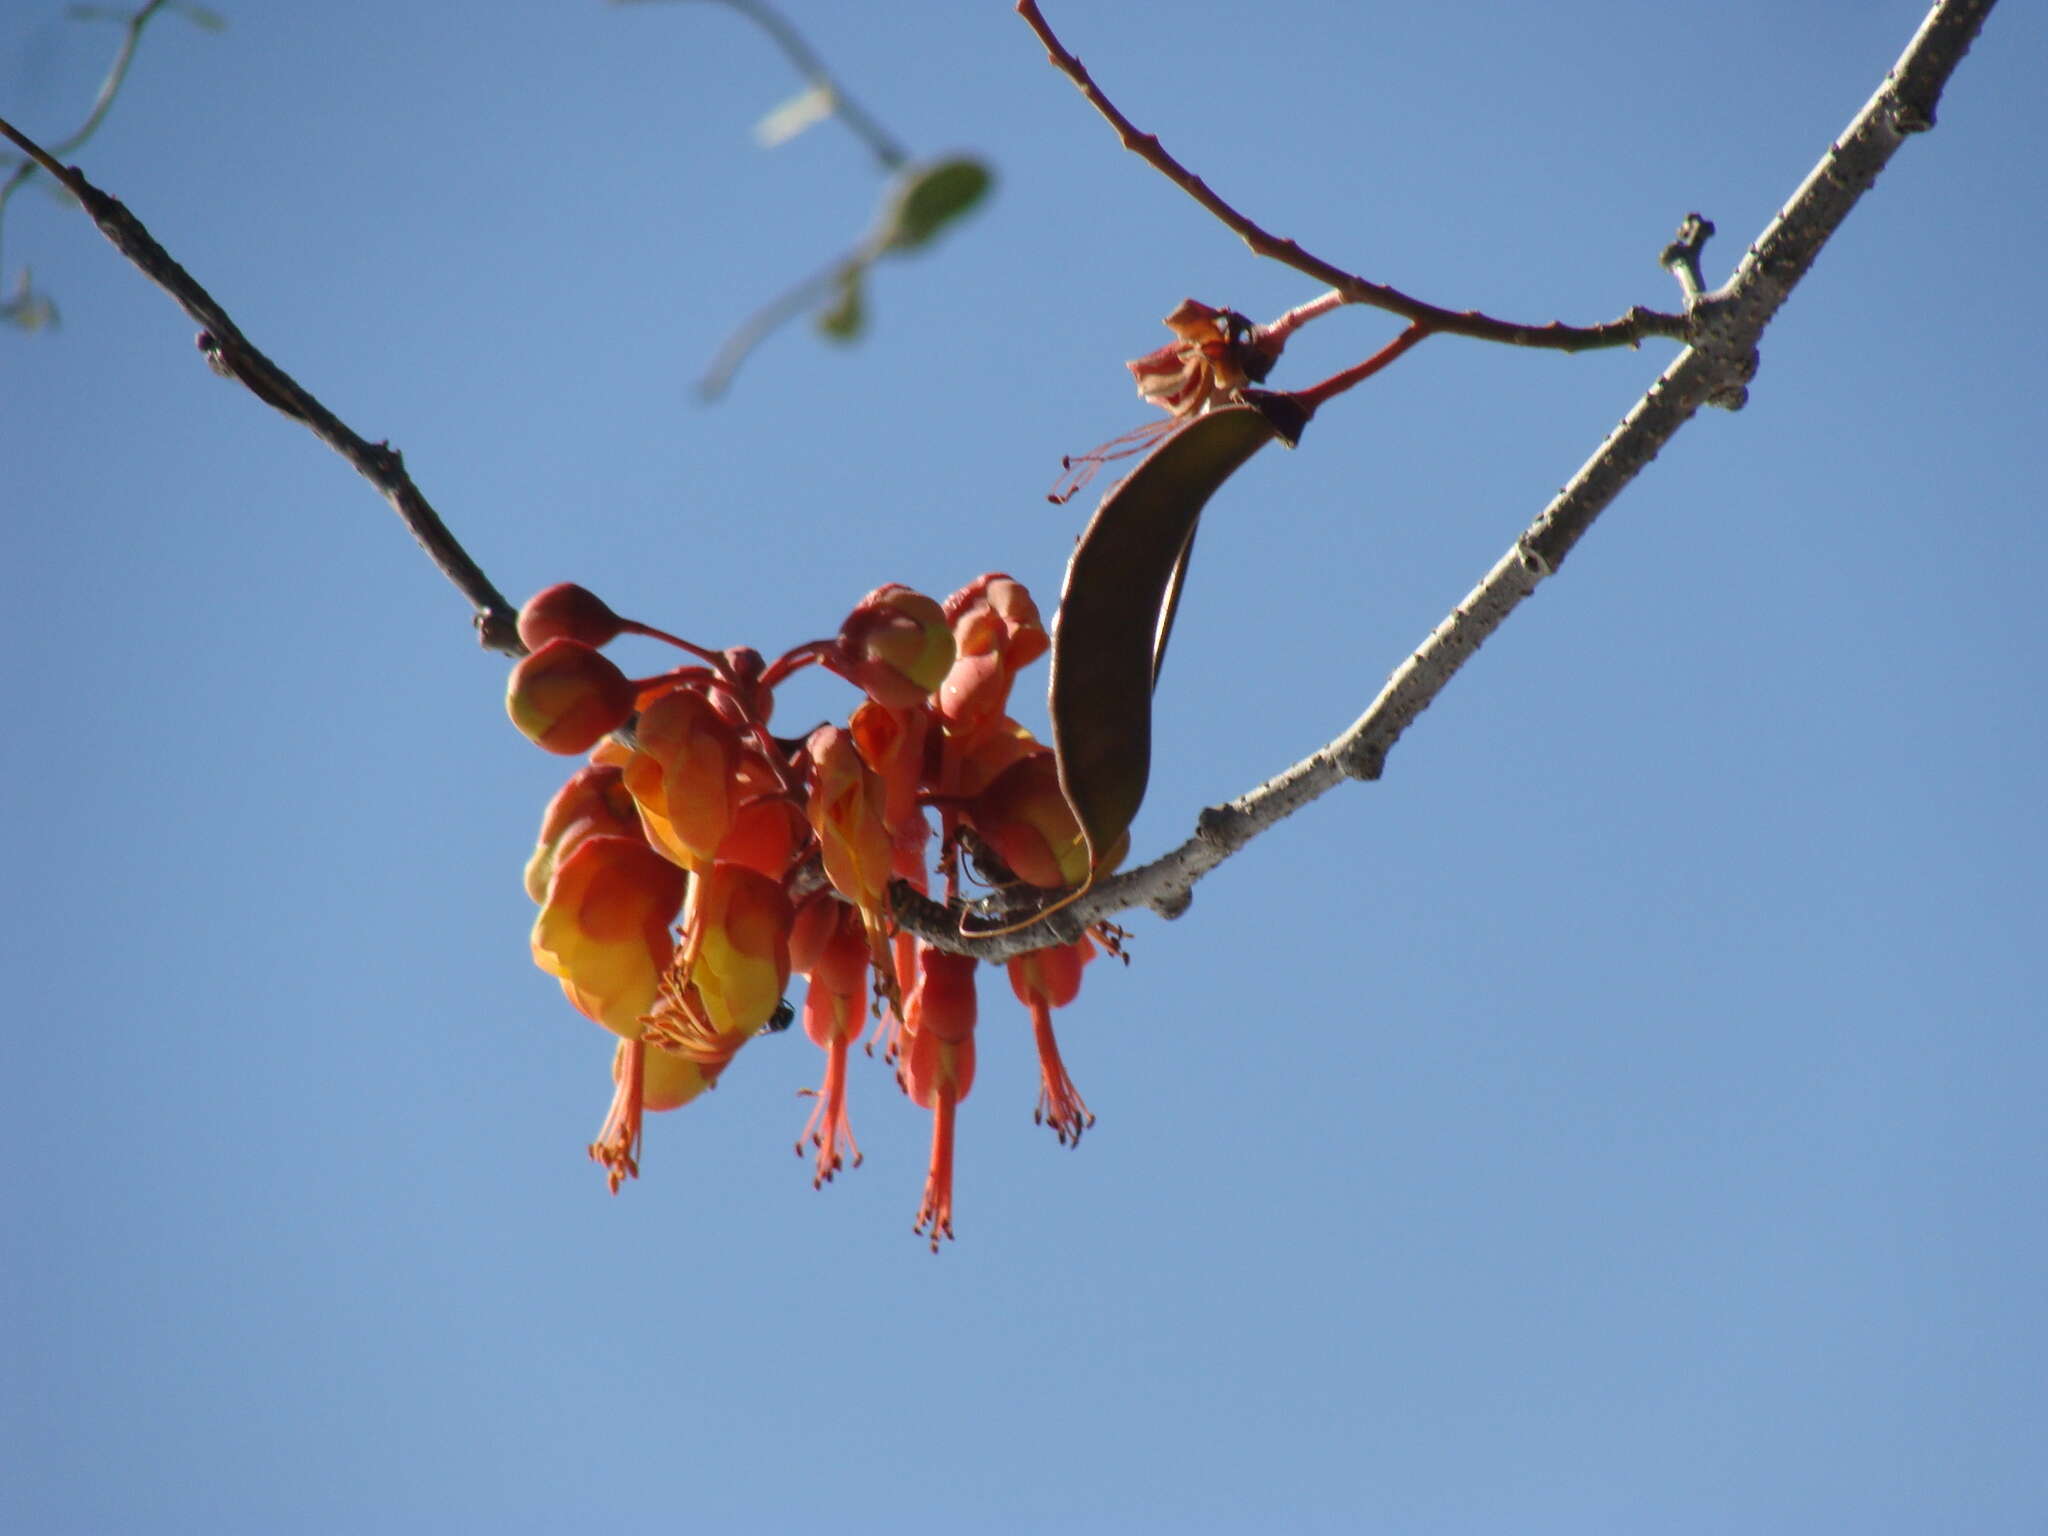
895,0,1997,961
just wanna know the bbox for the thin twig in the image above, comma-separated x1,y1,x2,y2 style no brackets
1015,0,1691,355
896,0,1998,961
697,248,858,399
616,0,909,171
1292,320,1433,413
0,113,524,653
616,0,937,395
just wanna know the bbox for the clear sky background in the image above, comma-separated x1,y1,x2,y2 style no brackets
5,3,2043,1532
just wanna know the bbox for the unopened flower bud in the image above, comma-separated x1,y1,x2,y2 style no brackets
507,639,636,755
836,584,955,709
517,583,626,651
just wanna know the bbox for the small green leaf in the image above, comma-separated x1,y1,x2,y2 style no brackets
1049,394,1311,873
815,262,866,341
172,2,229,31
875,157,992,255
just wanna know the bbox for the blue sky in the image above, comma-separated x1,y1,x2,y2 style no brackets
5,3,2043,1532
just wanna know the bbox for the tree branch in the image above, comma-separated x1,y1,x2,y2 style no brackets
0,114,524,654
897,0,1998,961
1015,0,1693,354
6,0,1998,953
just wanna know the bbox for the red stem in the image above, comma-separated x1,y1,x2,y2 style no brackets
1291,322,1434,414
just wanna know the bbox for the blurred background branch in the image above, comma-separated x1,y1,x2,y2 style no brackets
616,0,992,398
0,0,221,330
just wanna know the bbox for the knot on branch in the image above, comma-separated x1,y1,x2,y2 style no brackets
1888,97,1936,135
198,329,307,422
1660,212,1716,310
1148,884,1193,921
1196,803,1250,845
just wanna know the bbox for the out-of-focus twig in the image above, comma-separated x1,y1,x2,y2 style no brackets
615,0,907,170
615,0,991,399
1,0,180,328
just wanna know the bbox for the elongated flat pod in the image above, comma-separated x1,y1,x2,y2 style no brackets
1049,392,1310,876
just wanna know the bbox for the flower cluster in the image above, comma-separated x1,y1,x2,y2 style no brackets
508,575,1107,1248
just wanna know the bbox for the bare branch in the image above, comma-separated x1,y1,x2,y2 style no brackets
1015,0,1693,355
903,0,1999,961
697,248,859,400
0,114,524,653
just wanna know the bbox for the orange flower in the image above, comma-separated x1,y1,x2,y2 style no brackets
806,727,893,911
953,717,1043,799
588,1036,717,1194
506,638,637,755
1007,938,1096,1146
789,891,870,1186
849,698,932,843
623,685,748,871
937,573,1048,744
530,834,687,1037
631,862,791,1149
675,861,794,1043
835,584,955,708
524,763,641,905
902,946,978,1249
715,795,808,882
963,751,1091,889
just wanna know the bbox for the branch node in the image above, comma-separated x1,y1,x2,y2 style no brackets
1340,743,1386,782
1660,212,1715,308
1147,885,1192,922
197,329,308,422
1195,803,1248,845
1889,98,1936,135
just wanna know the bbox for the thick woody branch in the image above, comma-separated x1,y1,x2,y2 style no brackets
0,115,523,654
903,0,1997,962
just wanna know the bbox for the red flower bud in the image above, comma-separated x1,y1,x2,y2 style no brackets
963,752,1090,889
507,638,636,755
524,763,641,903
836,584,955,709
517,583,627,651
849,699,932,842
623,685,746,871
806,726,894,915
